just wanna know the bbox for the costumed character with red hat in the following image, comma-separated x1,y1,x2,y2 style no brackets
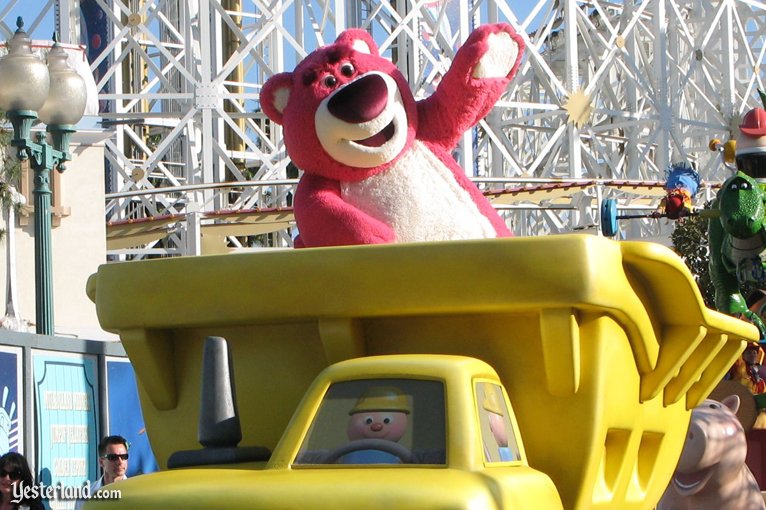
736,94,766,181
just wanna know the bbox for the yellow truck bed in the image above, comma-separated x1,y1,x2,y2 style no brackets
86,235,758,510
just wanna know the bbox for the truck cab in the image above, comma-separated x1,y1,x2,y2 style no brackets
87,354,562,509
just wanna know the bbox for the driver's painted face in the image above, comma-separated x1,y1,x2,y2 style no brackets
347,411,408,442
487,411,509,447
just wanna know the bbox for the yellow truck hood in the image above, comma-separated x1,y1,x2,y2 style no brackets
84,465,562,510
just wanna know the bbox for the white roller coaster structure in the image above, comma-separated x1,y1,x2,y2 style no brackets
3,0,766,257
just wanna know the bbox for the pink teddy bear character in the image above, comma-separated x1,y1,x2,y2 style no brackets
260,24,524,247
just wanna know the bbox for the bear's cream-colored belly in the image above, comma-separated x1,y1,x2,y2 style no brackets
340,141,497,242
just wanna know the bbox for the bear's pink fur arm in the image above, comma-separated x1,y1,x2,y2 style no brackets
416,23,525,153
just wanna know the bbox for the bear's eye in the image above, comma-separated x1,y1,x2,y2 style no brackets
340,62,355,77
323,75,338,88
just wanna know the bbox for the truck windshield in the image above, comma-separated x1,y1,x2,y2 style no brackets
294,378,446,466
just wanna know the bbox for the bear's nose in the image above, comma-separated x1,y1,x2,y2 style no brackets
327,74,389,124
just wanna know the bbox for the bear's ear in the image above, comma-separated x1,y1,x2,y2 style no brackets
335,29,379,57
260,72,294,125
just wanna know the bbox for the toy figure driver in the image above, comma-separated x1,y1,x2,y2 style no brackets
482,390,514,462
343,386,411,464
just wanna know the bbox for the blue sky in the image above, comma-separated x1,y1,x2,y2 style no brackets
2,2,56,41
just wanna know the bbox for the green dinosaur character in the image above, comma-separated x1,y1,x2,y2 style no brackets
709,171,766,339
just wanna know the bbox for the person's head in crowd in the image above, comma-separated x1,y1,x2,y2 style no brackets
98,435,129,484
0,451,41,509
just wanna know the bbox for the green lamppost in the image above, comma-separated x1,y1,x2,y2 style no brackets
0,18,87,335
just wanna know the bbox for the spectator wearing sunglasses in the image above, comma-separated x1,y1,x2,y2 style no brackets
0,452,43,510
74,436,129,510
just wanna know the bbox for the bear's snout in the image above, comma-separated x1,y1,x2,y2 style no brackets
328,74,389,124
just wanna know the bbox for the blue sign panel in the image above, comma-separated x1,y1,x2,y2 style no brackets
0,347,21,454
106,358,158,476
33,352,99,505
